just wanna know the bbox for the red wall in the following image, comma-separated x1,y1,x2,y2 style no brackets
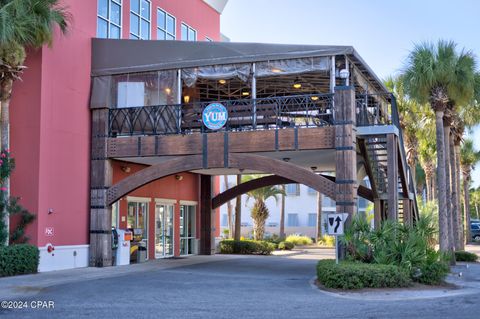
112,161,200,258
9,0,221,250
122,0,221,41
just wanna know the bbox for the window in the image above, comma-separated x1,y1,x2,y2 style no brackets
286,184,300,196
97,0,122,39
221,214,228,227
130,0,150,39
307,187,317,195
308,213,317,227
112,202,119,228
267,222,278,227
323,196,335,207
181,23,196,41
180,205,196,255
287,213,299,227
358,198,367,209
157,8,175,40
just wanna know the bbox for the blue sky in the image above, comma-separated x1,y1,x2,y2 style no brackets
221,0,480,186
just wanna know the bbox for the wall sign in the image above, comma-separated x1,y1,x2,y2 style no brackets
45,227,54,237
202,103,228,130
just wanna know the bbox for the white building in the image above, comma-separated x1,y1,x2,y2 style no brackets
219,176,370,239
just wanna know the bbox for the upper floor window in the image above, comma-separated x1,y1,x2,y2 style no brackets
308,213,317,227
97,0,122,39
286,184,300,196
181,23,197,41
307,187,317,195
287,213,299,227
157,8,175,40
130,0,151,40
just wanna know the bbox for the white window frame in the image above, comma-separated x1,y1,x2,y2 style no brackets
286,184,300,196
130,0,151,40
157,8,176,40
97,0,123,39
181,22,197,41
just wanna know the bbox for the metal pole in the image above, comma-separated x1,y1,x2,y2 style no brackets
345,56,350,86
335,235,339,264
330,56,336,93
177,69,182,132
252,63,257,129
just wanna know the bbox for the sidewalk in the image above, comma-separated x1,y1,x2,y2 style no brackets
0,255,242,300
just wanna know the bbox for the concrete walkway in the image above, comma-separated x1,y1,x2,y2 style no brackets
0,248,479,318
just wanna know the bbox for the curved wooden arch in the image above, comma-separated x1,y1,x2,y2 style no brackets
106,153,337,205
212,174,373,209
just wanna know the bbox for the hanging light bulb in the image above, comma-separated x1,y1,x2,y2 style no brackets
183,95,190,103
293,77,302,89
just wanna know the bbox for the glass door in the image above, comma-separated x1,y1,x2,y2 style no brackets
127,201,149,261
155,204,174,258
180,205,196,255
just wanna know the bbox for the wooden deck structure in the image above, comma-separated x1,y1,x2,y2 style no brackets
89,40,418,266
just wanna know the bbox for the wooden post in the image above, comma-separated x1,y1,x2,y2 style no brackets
334,86,357,259
374,199,382,229
200,175,214,255
403,199,411,226
387,134,398,220
90,108,113,267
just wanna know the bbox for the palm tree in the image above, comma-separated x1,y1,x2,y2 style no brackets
403,40,477,253
461,139,480,243
384,75,422,181
234,174,242,241
0,0,69,244
279,184,286,239
243,175,284,240
223,175,233,238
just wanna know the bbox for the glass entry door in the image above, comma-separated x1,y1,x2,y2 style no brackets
180,205,196,255
155,204,174,258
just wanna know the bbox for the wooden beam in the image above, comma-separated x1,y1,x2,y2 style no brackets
211,174,374,210
387,134,398,220
200,175,214,255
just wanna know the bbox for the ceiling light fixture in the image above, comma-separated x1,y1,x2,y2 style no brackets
310,96,319,101
218,79,227,85
293,77,302,89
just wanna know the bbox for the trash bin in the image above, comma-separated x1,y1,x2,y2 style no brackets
137,242,147,263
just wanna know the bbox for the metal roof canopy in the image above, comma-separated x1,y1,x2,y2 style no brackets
91,38,388,93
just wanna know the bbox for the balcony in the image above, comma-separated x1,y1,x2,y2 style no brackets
109,93,334,137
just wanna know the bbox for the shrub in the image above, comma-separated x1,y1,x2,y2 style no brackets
317,235,335,247
278,241,294,250
455,251,478,262
285,235,313,246
0,244,39,277
219,240,275,255
316,259,412,289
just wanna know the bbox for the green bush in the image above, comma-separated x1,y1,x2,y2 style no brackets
219,240,275,255
285,235,313,246
340,214,450,285
278,241,294,250
317,235,335,247
0,244,39,277
455,251,478,262
316,260,412,289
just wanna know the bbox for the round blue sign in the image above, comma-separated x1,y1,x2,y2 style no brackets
202,103,228,130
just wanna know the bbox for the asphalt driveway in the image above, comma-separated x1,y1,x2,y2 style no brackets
0,249,479,319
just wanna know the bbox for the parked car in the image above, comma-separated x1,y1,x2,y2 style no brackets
471,223,480,242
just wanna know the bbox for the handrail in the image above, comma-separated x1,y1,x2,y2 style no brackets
108,93,334,137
